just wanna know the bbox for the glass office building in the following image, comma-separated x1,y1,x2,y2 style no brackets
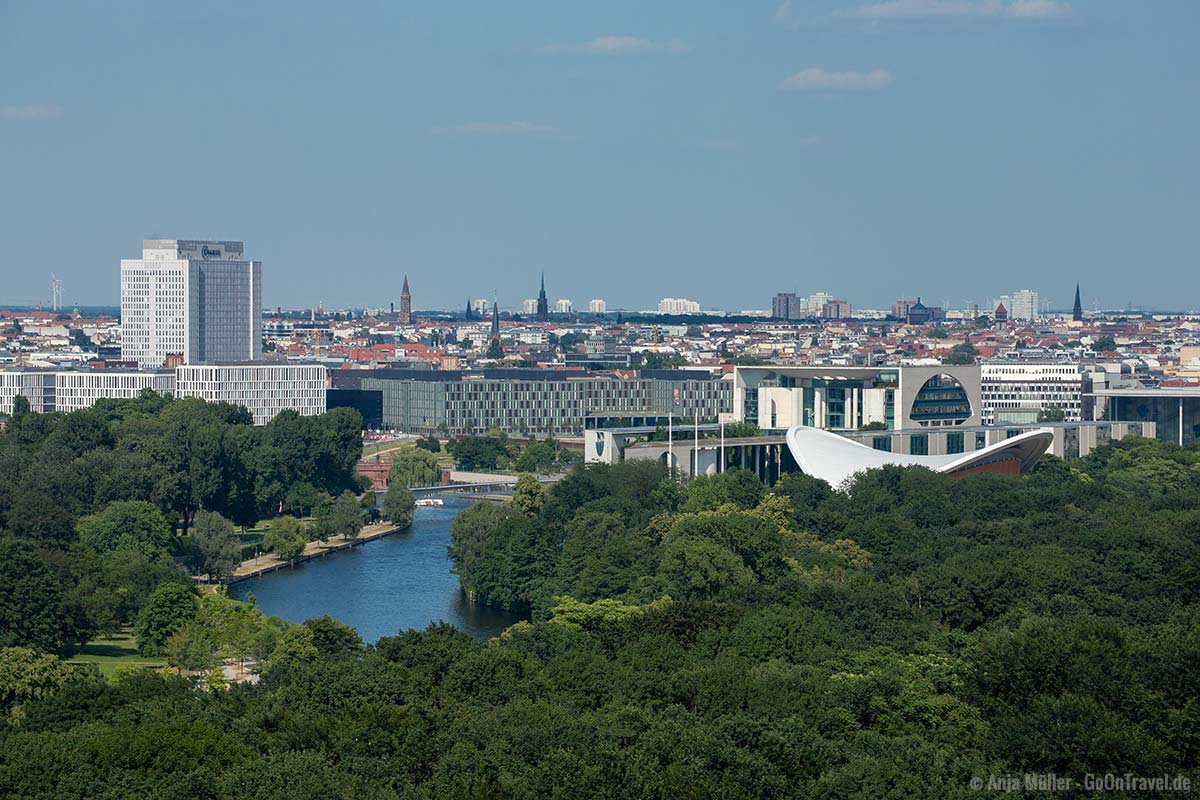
357,369,733,436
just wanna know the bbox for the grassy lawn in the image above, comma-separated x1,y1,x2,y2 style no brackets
68,630,164,678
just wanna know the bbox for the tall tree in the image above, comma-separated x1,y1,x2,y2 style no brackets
192,511,242,582
388,448,441,488
134,583,198,656
382,483,415,529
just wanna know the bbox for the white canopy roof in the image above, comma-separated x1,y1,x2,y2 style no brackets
784,426,1053,489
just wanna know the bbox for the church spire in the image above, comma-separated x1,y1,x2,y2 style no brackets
536,273,549,322
1072,283,1083,322
399,275,412,325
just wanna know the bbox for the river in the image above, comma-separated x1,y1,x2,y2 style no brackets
228,496,524,641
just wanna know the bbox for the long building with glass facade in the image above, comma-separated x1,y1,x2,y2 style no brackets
343,369,733,436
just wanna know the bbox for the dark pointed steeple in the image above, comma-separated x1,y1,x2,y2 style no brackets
536,273,549,322
1072,283,1083,322
487,300,503,358
399,275,412,325
465,298,473,320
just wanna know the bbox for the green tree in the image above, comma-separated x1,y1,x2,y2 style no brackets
0,538,68,652
1091,335,1117,352
943,343,979,365
164,622,218,675
134,582,198,656
657,535,754,600
285,482,325,516
0,647,74,717
331,491,363,539
388,447,441,487
263,516,307,561
413,436,442,454
514,438,559,473
191,510,241,581
509,474,547,516
382,482,415,529
269,625,319,667
303,615,363,658
447,436,509,471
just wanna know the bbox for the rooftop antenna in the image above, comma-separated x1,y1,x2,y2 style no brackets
50,274,64,312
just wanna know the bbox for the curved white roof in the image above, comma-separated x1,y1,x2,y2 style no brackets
784,426,1053,489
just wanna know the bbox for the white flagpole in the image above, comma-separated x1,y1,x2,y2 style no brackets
694,415,699,477
720,420,725,473
667,413,673,477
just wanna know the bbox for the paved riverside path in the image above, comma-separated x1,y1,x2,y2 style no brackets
227,522,400,583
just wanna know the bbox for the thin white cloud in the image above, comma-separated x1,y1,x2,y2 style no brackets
1007,0,1072,18
835,0,1071,19
781,68,892,90
0,103,61,120
432,121,556,136
542,36,688,55
774,1,793,22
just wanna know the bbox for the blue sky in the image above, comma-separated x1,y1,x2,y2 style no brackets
2,0,1197,312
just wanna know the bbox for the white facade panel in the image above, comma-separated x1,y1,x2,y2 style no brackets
174,364,327,425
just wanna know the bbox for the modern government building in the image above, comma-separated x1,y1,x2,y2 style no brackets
330,368,733,436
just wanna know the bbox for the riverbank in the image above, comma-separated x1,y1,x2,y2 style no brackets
228,497,525,640
225,521,405,584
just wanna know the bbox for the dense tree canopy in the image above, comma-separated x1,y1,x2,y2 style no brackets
3,435,1200,797
0,395,364,657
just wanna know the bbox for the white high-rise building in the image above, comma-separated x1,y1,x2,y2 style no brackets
658,297,702,315
993,289,1039,322
522,299,538,315
554,299,573,313
588,299,607,314
120,239,262,367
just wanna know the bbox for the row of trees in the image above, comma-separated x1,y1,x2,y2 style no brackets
445,432,578,473
383,434,577,482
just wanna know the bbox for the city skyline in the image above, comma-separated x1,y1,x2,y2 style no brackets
3,2,1198,310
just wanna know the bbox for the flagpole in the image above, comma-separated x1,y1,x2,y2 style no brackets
667,413,673,478
694,415,699,478
720,420,725,473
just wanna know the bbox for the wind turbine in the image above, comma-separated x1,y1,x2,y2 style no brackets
50,274,64,312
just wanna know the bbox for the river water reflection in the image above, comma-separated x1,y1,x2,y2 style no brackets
229,496,523,641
